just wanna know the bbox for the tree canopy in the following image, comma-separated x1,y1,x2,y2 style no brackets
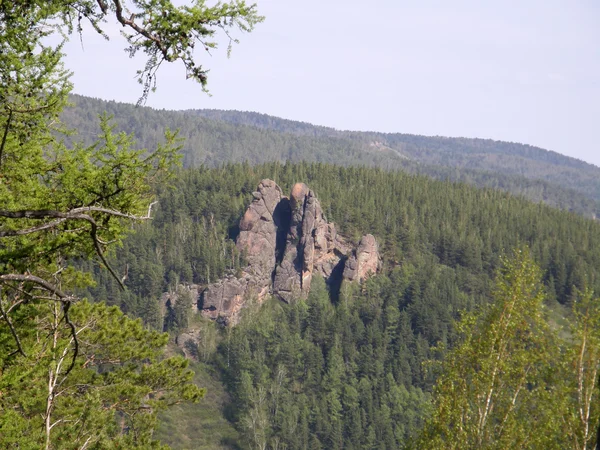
0,0,261,447
0,0,263,104
78,162,600,448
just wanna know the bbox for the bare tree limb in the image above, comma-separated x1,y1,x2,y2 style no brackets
0,274,76,301
0,203,157,221
0,287,27,357
0,218,67,237
63,302,79,376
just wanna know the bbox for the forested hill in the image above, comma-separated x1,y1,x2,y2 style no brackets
189,108,595,173
62,94,600,217
80,162,600,449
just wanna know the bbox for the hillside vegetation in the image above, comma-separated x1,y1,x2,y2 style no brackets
61,95,600,218
80,162,600,449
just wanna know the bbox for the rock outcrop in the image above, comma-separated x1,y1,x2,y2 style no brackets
199,276,249,323
201,180,288,324
199,179,379,324
236,179,289,275
272,183,350,303
343,234,379,282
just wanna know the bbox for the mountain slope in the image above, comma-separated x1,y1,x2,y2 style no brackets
80,163,600,449
61,94,600,217
190,109,600,203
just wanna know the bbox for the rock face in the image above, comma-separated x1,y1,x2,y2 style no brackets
237,179,289,275
199,276,248,324
199,179,378,324
343,234,379,282
201,180,288,324
272,183,350,303
200,180,290,323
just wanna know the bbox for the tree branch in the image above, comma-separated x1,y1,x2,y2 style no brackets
0,218,67,237
0,288,27,357
0,203,157,221
88,220,125,290
0,108,13,169
112,0,170,61
96,0,108,14
63,302,79,377
0,274,76,301
0,203,158,290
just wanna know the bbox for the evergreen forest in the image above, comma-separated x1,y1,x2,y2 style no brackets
80,162,600,449
61,95,600,219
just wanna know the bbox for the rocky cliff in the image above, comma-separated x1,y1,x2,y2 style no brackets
200,179,379,324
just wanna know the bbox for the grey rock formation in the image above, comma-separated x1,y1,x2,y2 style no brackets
313,223,351,278
199,179,379,324
200,276,248,324
237,179,287,276
200,179,288,324
272,183,312,303
272,183,350,302
343,234,379,282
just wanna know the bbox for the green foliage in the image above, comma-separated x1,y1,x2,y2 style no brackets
0,0,262,446
84,162,600,325
218,275,430,449
155,360,240,449
0,113,180,276
79,162,600,448
414,252,600,450
561,289,600,449
0,299,203,449
61,95,600,217
0,0,263,104
414,249,561,449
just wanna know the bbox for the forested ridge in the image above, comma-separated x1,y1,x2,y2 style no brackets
3,1,600,445
61,94,600,218
80,162,600,449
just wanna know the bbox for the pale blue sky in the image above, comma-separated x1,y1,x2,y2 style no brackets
61,0,600,166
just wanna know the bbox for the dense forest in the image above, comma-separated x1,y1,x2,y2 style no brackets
61,95,600,218
80,162,600,449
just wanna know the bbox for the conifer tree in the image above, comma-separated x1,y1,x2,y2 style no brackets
0,0,261,447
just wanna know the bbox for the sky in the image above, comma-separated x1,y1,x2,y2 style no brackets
60,0,600,167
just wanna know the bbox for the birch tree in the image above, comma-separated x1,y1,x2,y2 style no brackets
414,249,562,449
563,289,600,450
